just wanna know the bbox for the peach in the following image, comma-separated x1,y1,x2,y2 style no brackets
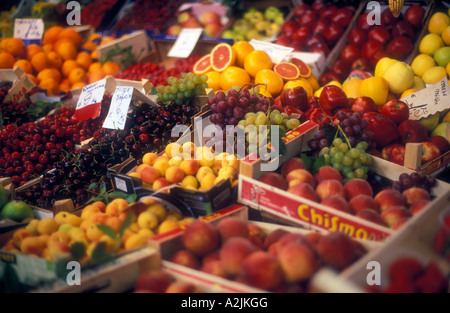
381,206,411,227
349,194,380,214
37,217,59,235
239,251,283,290
165,281,198,293
153,157,170,176
168,156,183,167
165,166,185,184
182,220,220,256
170,249,200,269
321,195,351,213
54,211,70,225
200,260,228,278
49,231,70,244
105,216,121,233
249,234,265,250
356,209,387,227
287,182,319,202
47,239,70,258
65,214,82,227
216,217,249,242
199,172,216,190
202,251,220,265
136,163,151,175
263,228,290,249
181,175,199,190
314,166,342,184
135,271,173,293
165,142,183,158
391,217,410,230
158,219,179,233
124,233,148,251
196,146,215,167
277,242,319,282
180,159,199,176
196,166,214,182
409,200,430,216
147,203,167,222
20,236,44,255
25,219,39,235
315,179,345,201
343,178,373,200
286,169,316,187
248,223,266,242
182,142,196,158
273,233,314,255
13,228,33,249
281,157,305,178
142,152,158,166
86,224,104,241
140,166,160,185
220,237,258,276
317,232,358,269
258,172,288,190
305,232,324,247
374,189,406,212
153,177,171,191
402,187,431,207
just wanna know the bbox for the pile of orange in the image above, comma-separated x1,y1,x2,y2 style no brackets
195,41,319,99
0,26,121,96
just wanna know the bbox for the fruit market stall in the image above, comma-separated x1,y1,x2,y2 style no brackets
0,0,450,295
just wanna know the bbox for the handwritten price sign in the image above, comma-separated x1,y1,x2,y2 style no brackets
76,79,107,110
14,19,44,40
103,86,133,130
249,40,293,63
168,28,203,58
401,78,450,120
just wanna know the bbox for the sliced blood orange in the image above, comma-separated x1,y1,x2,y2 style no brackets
273,62,300,81
210,43,236,72
290,57,312,78
193,54,212,75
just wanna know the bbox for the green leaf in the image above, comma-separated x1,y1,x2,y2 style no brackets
119,212,134,240
90,241,109,265
150,86,157,95
100,183,107,194
278,139,287,157
313,155,326,173
70,241,86,260
97,224,116,239
301,153,314,172
108,191,129,199
55,258,71,280
88,183,97,190
126,193,137,204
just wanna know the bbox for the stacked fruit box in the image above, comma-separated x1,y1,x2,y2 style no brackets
144,204,382,293
237,121,450,242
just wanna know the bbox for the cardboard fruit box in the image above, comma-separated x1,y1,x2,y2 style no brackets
310,191,450,293
150,204,382,293
238,122,450,242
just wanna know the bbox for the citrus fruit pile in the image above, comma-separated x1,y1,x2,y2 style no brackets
412,10,450,85
193,41,319,98
0,27,121,95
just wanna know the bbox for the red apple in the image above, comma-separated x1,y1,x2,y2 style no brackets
319,71,343,86
167,24,182,36
347,27,368,48
398,120,430,144
330,59,351,81
421,142,441,164
386,36,414,60
380,99,410,125
357,13,373,31
310,43,330,56
319,85,349,113
404,5,425,29
201,11,221,25
182,17,202,28
340,45,361,64
365,113,400,148
280,86,308,112
299,10,317,29
368,26,391,46
281,20,300,36
305,34,327,50
392,21,415,39
361,40,384,60
275,35,291,47
370,49,390,68
429,135,450,154
331,8,353,28
381,7,402,26
382,144,404,160
324,23,344,46
350,97,378,114
178,11,195,24
318,4,337,21
294,3,310,17
204,21,223,37
308,107,332,128
312,19,330,37
389,145,406,166
351,58,372,71
292,26,311,46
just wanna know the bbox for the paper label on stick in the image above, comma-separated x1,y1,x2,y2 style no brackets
249,40,293,63
14,19,44,40
103,86,133,130
168,28,203,58
400,78,450,120
76,79,106,110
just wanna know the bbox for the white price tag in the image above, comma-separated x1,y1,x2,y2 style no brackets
249,40,294,64
400,78,450,120
114,176,128,192
168,28,203,58
76,79,107,110
103,86,133,130
14,19,44,40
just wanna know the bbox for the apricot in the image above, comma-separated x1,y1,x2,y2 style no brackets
37,218,59,235
20,236,44,255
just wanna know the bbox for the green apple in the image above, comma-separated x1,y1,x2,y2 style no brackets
0,200,33,222
434,46,450,67
264,6,281,21
431,122,450,138
418,112,440,132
